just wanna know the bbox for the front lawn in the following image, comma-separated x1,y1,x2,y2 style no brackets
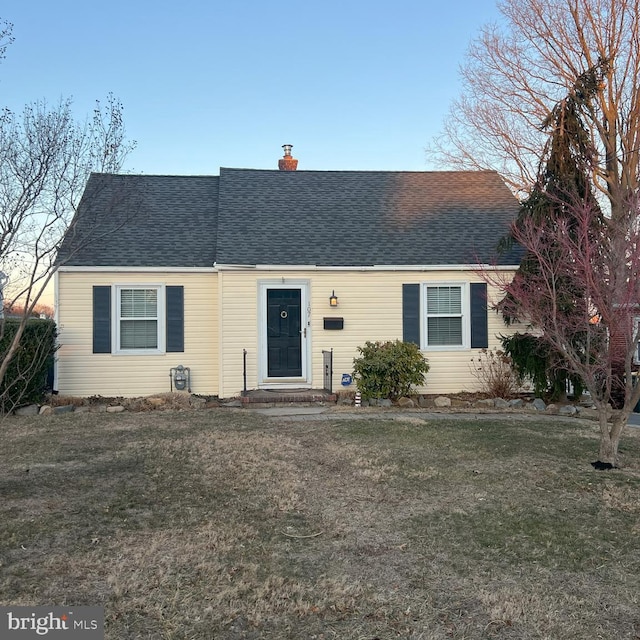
1,409,639,639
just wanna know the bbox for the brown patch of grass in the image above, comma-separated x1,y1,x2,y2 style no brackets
1,410,640,638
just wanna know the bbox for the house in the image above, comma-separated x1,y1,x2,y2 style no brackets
54,147,522,399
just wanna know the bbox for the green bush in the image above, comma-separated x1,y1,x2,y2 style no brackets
500,333,584,400
352,340,429,400
0,318,57,412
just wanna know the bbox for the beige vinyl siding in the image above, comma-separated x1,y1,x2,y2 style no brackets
56,271,218,397
218,269,517,398
217,270,259,398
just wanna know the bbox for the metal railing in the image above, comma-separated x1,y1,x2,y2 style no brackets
242,349,247,395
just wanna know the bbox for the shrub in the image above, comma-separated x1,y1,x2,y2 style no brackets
469,347,519,398
0,318,57,412
352,340,429,400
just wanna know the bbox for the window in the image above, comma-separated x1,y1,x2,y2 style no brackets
92,285,184,355
118,288,160,350
402,282,488,350
425,285,464,347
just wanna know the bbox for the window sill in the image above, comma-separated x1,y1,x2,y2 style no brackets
422,345,469,352
113,349,166,356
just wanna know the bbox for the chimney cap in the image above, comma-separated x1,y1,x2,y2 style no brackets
278,144,298,171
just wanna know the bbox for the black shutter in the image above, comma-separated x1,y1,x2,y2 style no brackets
166,286,184,353
470,283,488,349
402,284,421,346
93,286,111,353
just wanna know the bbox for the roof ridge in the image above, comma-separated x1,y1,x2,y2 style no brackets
219,167,499,175
90,172,220,179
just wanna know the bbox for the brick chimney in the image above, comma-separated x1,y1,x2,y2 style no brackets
278,144,298,171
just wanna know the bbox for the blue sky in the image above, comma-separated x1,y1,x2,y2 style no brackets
1,0,501,174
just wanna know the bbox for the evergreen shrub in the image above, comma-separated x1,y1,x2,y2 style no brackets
352,340,429,400
0,318,56,412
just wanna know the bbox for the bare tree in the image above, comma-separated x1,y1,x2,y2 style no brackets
429,0,640,212
0,21,136,407
493,194,640,465
433,0,640,464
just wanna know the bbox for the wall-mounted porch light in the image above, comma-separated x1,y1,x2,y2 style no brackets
329,290,338,307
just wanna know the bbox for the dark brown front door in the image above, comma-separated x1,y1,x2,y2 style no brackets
267,289,302,377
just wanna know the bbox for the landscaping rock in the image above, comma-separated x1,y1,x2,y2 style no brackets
53,405,75,414
369,398,390,407
531,398,547,411
545,403,560,415
417,395,433,408
397,397,415,408
106,405,125,413
434,396,451,408
75,406,91,414
508,398,525,409
559,404,578,416
15,404,39,416
39,405,53,416
474,398,495,408
494,398,510,409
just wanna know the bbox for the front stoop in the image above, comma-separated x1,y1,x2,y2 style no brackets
240,389,336,407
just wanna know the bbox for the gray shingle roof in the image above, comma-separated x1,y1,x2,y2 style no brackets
57,174,219,267
59,168,521,268
215,169,521,266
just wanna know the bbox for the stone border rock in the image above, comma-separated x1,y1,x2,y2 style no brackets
336,392,606,421
13,392,218,416
12,391,606,423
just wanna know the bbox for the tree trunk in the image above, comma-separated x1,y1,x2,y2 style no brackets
598,411,625,465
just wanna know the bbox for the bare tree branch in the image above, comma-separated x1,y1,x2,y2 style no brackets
429,0,640,210
488,193,640,464
0,76,137,408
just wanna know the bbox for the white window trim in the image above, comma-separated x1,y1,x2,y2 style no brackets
421,282,470,351
113,284,166,355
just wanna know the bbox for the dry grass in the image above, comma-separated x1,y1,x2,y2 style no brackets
45,391,203,411
1,408,640,639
